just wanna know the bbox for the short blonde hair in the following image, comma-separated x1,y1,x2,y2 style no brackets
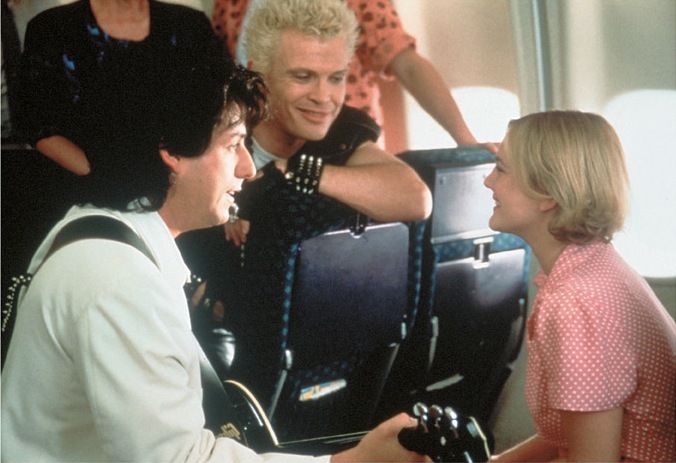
505,110,629,244
245,0,359,74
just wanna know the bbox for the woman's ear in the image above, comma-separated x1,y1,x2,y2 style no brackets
539,198,558,213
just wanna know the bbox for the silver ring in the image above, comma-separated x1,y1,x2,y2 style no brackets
228,204,239,223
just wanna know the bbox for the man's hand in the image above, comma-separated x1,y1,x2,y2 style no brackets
331,413,430,462
224,219,250,247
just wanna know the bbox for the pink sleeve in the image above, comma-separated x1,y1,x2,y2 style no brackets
538,288,637,412
348,0,416,75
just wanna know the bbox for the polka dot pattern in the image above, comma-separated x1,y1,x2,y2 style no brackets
525,242,676,462
347,0,416,124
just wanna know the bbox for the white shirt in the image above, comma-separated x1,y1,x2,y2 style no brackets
1,204,328,463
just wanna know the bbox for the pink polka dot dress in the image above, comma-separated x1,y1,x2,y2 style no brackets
526,242,676,462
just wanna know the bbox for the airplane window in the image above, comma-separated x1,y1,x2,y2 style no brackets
404,86,520,150
604,90,676,278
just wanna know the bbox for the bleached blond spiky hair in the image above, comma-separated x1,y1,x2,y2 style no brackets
244,0,359,74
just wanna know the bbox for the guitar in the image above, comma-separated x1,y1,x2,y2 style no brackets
397,402,491,463
214,379,491,462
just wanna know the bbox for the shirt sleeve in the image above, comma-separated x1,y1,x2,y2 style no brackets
537,287,638,412
349,0,416,75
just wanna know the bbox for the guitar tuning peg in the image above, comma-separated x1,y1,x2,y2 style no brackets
444,407,458,423
429,405,444,432
443,406,460,440
412,402,428,418
412,403,430,433
429,405,443,420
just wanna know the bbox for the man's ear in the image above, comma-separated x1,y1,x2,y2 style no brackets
159,148,180,174
539,198,558,212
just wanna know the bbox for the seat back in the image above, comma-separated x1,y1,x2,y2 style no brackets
376,147,530,425
288,222,408,362
424,234,528,422
271,221,410,441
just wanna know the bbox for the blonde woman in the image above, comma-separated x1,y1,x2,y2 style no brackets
485,111,675,462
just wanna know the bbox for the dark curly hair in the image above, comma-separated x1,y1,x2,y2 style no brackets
79,57,268,212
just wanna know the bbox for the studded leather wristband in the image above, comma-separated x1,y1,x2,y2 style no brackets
285,153,324,195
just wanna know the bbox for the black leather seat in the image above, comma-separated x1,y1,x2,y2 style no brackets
179,215,412,444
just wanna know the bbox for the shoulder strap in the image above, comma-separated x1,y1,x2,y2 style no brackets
1,215,157,369
1,216,241,440
44,215,156,267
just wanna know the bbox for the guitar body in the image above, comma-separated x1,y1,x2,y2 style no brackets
216,381,489,461
221,380,364,455
219,380,279,452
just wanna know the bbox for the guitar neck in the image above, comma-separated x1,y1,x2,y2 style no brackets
218,380,489,461
277,430,366,455
221,379,365,455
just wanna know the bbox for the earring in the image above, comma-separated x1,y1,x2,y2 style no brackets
169,172,177,186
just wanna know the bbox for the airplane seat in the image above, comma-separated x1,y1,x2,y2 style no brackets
422,232,529,423
403,219,430,335
180,209,412,445
376,147,530,426
269,221,410,442
369,217,433,420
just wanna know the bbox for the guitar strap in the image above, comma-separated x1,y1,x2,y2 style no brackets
2,216,154,367
44,215,157,265
3,215,249,443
